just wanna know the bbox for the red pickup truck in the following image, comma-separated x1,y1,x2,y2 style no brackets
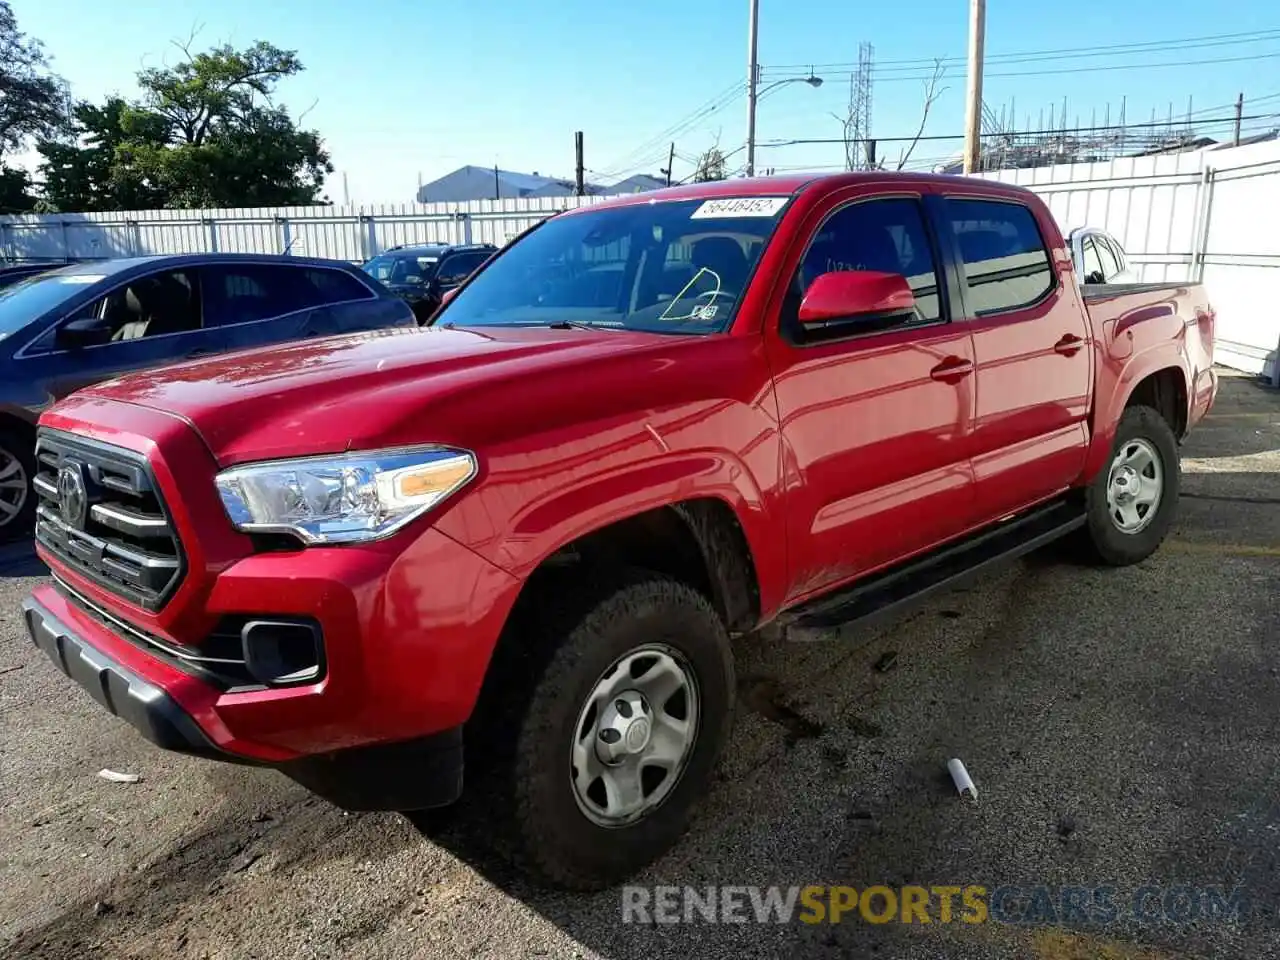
23,173,1217,890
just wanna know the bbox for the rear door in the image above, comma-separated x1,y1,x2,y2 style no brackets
286,265,394,334
765,189,978,600
199,263,341,352
937,193,1093,524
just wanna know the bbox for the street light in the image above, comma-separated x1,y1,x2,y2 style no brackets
746,74,823,177
745,0,822,177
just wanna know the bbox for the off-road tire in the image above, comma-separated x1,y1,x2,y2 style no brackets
482,568,735,891
1081,404,1180,566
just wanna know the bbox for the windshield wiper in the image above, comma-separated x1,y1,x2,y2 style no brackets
546,320,608,331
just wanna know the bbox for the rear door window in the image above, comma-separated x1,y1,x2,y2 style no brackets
295,267,374,306
944,199,1055,315
202,265,306,326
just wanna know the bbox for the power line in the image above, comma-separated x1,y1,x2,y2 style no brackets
767,49,1280,85
595,82,744,180
767,27,1280,71
754,112,1280,149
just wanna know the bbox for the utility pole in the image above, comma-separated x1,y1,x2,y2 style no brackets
745,0,760,177
963,0,986,174
1233,92,1244,146
662,142,675,187
494,164,500,201
574,131,585,196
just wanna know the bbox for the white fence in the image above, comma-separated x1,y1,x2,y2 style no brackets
4,142,1279,382
982,139,1280,382
0,195,608,265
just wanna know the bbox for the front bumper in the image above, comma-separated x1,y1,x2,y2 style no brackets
23,589,465,811
24,594,223,760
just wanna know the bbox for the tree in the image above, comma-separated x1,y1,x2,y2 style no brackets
693,141,727,182
0,0,67,212
0,1,66,158
39,98,168,211
895,60,947,171
37,39,331,211
0,163,36,213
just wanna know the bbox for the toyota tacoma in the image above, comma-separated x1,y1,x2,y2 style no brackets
23,173,1217,890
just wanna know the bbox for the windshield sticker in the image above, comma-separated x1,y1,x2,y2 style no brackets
660,267,726,323
58,275,105,284
689,197,788,220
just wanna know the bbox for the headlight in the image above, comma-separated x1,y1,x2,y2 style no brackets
215,446,477,545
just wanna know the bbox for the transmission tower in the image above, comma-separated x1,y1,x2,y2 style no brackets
850,41,874,169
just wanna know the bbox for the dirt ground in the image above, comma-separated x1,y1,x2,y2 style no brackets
1,370,1278,960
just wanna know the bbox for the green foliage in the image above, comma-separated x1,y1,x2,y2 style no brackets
0,1,67,157
37,40,331,212
693,146,727,182
0,1,68,211
0,163,36,213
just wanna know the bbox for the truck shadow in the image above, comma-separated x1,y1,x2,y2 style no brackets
3,772,423,960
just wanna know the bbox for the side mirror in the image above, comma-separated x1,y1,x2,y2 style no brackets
798,271,916,330
56,316,113,350
439,287,460,308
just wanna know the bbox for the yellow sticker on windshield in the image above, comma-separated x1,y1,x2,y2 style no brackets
689,197,788,219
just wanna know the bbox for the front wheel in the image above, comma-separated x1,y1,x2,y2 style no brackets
1080,405,1180,566
0,429,35,541
499,571,735,890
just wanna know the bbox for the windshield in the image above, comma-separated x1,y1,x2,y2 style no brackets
0,270,99,341
361,253,439,286
436,196,790,334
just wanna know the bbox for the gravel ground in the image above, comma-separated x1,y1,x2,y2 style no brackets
1,370,1278,960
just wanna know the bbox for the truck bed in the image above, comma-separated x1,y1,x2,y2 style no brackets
1081,279,1217,435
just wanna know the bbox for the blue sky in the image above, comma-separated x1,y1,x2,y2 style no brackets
13,0,1280,204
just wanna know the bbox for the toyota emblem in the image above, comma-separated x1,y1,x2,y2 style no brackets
57,463,89,529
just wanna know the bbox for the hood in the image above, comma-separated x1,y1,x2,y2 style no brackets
77,324,668,465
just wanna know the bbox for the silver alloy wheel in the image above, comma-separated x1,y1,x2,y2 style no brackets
1106,437,1164,534
0,447,28,528
570,644,700,828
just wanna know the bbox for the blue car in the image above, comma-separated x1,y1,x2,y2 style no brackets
0,253,416,538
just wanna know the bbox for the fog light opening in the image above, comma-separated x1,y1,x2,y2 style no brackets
241,620,324,686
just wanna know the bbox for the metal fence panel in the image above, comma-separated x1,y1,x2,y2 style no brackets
4,153,1278,380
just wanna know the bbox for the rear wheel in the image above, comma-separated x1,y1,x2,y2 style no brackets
1081,405,1180,566
491,570,735,890
0,429,35,541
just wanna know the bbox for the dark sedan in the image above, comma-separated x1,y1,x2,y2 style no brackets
0,253,416,538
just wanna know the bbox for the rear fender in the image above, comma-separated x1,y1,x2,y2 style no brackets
1083,345,1190,483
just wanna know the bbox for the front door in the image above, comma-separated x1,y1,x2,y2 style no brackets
21,266,217,405
765,191,978,603
937,193,1093,524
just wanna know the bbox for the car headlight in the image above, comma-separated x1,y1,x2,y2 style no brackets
215,446,477,545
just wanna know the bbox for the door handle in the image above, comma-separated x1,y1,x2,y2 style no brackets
929,356,974,383
1054,333,1085,356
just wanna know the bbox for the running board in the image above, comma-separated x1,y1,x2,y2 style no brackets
779,497,1087,631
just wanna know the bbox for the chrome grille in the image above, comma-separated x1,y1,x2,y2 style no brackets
34,430,184,611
